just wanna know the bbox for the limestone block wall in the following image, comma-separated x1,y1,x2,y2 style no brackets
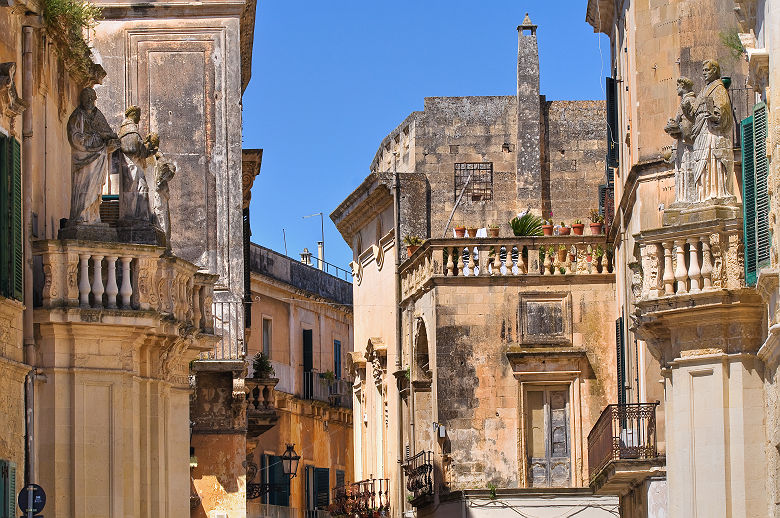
0,298,26,475
416,279,617,490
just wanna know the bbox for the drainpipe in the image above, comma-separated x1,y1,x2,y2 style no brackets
393,154,405,516
21,27,34,366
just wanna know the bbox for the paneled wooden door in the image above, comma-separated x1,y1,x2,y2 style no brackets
526,387,571,487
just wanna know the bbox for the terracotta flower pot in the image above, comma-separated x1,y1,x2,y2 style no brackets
466,227,478,238
488,227,500,238
407,245,420,257
590,223,604,235
586,254,592,262
572,224,585,236
542,225,554,236
559,227,571,236
557,249,567,262
455,227,466,238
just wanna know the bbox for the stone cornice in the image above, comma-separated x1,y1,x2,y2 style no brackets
242,148,262,209
330,172,394,244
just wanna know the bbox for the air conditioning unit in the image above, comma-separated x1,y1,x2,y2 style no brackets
1,459,17,518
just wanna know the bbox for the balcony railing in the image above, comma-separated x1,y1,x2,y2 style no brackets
637,219,743,301
329,477,390,518
328,378,353,409
246,377,279,438
209,298,246,360
402,451,434,501
587,402,659,481
32,239,215,334
302,371,353,408
401,236,612,301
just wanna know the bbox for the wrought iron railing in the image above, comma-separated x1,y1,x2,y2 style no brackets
402,451,434,501
328,378,353,409
303,371,330,402
309,256,353,281
587,402,659,481
329,477,390,518
209,299,246,360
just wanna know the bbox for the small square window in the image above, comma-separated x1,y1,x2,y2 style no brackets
455,162,493,202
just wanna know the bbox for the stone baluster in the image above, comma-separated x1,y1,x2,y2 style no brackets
516,246,526,275
105,256,118,308
492,245,502,275
119,257,133,308
79,253,91,307
674,240,688,294
700,236,713,289
687,237,702,293
456,247,465,277
662,242,675,295
467,246,476,276
543,251,551,275
446,247,454,276
91,255,105,308
479,246,491,276
432,248,444,276
193,284,202,329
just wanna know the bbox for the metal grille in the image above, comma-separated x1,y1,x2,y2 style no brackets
454,162,493,202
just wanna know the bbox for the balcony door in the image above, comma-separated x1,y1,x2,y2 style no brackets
526,387,570,487
303,329,313,399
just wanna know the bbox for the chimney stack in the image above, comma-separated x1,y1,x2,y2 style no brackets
300,248,312,266
317,241,324,271
516,13,542,210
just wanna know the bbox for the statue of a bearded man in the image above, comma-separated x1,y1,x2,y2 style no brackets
691,59,734,202
67,87,119,225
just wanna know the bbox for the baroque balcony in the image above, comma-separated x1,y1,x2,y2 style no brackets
402,450,434,506
400,236,613,302
302,371,354,408
587,402,663,495
329,477,391,518
246,376,280,438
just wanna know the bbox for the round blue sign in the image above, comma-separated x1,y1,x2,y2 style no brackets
18,484,46,514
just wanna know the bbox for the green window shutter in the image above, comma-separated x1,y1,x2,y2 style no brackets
742,115,757,285
605,76,619,179
1,459,16,518
754,103,770,271
616,316,626,407
0,136,10,301
10,137,22,302
314,467,329,509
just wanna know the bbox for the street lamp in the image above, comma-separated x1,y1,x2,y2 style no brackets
281,443,300,478
246,444,301,500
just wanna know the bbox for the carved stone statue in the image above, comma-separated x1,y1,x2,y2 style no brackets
691,60,734,202
148,135,176,251
664,77,696,202
117,105,153,221
67,87,119,225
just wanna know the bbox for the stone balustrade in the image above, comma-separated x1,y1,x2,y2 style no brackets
636,218,744,301
401,236,612,301
33,239,216,333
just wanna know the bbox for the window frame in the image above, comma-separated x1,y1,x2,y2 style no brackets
454,162,494,202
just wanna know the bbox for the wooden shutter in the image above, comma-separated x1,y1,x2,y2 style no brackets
269,455,290,507
606,76,619,176
616,316,626,407
754,103,770,271
10,138,22,302
303,329,313,372
334,340,341,379
526,389,570,488
314,467,330,509
742,115,757,285
1,460,16,518
0,135,9,300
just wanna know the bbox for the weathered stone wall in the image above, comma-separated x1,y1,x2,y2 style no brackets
0,299,25,476
408,278,617,490
544,100,607,222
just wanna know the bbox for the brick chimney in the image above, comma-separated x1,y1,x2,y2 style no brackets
516,13,542,210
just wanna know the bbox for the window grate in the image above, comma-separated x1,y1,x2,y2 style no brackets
454,162,493,202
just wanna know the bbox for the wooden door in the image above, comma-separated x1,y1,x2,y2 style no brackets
526,388,571,487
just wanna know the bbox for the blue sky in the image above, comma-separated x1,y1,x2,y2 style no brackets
243,1,608,272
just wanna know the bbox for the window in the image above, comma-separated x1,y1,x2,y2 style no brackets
454,162,493,202
264,454,290,506
0,135,22,302
742,102,770,286
605,76,619,176
334,339,341,379
305,466,330,511
526,388,570,488
262,318,272,358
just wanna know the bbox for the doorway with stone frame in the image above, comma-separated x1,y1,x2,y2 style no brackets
524,386,571,488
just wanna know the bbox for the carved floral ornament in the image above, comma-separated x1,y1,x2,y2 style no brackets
365,337,387,386
0,62,28,125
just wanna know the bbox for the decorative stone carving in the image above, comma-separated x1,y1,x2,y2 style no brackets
66,87,119,226
150,147,176,251
0,62,28,122
117,105,153,222
691,60,734,202
664,77,696,203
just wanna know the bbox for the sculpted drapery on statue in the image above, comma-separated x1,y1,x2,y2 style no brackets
67,87,119,225
665,60,735,204
118,105,154,222
148,134,177,251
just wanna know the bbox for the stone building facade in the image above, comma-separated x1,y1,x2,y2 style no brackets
332,17,619,518
585,0,777,517
244,244,354,517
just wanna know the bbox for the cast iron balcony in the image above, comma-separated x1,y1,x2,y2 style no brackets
587,402,663,495
402,451,434,504
329,477,390,518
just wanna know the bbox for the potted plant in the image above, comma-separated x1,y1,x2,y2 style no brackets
466,225,478,238
557,244,568,263
403,235,423,257
589,209,605,235
454,223,466,238
542,219,554,236
571,219,585,236
251,352,275,379
488,224,500,238
593,245,605,273
558,222,571,236
585,245,593,263
321,370,336,382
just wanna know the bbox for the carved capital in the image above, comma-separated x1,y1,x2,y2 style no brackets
0,62,28,121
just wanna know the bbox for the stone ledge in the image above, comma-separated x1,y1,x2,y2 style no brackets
590,457,666,496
